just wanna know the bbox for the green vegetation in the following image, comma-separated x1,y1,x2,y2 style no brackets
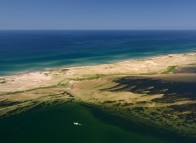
0,81,6,84
68,74,108,81
0,66,177,97
162,66,176,74
0,82,69,96
139,72,158,75
0,78,6,84
69,73,132,81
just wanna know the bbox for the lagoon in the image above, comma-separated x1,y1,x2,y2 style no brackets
0,103,194,143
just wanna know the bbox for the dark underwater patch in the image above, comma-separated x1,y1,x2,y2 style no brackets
102,76,196,103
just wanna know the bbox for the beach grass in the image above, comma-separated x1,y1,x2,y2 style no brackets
0,82,69,96
68,74,109,81
162,66,176,74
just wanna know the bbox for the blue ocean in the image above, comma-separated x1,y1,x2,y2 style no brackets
0,30,196,76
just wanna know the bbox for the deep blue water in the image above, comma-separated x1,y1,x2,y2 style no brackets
0,30,196,76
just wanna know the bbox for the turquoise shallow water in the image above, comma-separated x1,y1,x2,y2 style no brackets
0,30,196,75
0,103,195,143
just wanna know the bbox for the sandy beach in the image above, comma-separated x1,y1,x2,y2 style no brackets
0,52,196,137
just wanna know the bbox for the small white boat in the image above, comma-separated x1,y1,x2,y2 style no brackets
73,122,82,126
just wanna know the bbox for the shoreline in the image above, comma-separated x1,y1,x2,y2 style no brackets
0,52,195,101
1,50,195,77
0,52,196,138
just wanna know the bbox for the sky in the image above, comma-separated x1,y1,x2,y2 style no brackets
0,0,196,30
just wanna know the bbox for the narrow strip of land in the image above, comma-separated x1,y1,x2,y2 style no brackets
0,53,196,137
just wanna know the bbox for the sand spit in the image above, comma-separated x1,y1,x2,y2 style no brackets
0,52,196,137
0,53,195,93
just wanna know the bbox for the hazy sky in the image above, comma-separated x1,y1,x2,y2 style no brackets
0,0,196,30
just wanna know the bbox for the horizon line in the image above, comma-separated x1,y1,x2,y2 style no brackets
0,29,196,31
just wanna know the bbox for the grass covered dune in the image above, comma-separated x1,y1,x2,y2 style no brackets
0,52,196,138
